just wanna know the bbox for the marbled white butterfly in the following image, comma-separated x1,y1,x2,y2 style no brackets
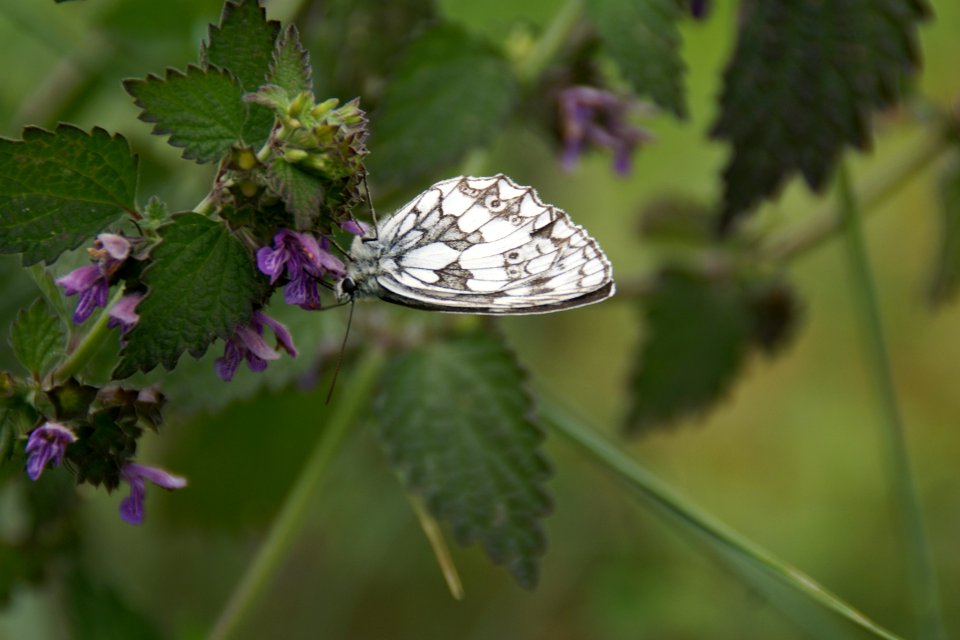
335,175,615,314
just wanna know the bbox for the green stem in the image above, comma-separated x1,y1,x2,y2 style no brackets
836,165,946,640
53,286,126,383
543,403,904,640
515,0,583,83
209,348,387,640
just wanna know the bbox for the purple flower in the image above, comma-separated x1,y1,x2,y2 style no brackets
57,234,132,324
108,293,142,335
119,462,187,525
25,422,77,481
257,230,346,310
558,86,653,177
339,219,369,236
215,310,298,382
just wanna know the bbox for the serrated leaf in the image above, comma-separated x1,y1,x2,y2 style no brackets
266,158,325,229
0,126,138,265
929,154,960,306
203,0,280,93
124,65,248,163
203,0,281,148
368,25,516,185
115,214,262,378
712,0,930,227
270,25,312,97
10,298,65,378
377,330,551,589
584,0,686,117
628,267,752,433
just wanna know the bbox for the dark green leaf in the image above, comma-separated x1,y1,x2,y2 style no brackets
628,267,752,433
270,25,312,97
712,0,930,228
368,25,516,185
0,126,138,265
584,0,687,117
202,0,281,147
929,154,960,306
203,0,280,93
266,158,325,229
66,569,162,640
123,65,248,163
10,298,65,378
115,214,262,378
377,330,551,589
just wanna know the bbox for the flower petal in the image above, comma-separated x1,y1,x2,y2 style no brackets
56,265,101,296
255,311,298,357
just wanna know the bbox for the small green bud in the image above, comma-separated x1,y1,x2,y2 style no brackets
310,98,340,119
283,148,309,163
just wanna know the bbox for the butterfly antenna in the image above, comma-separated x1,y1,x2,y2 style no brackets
325,297,355,404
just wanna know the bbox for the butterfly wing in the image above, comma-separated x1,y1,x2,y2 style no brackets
372,175,614,314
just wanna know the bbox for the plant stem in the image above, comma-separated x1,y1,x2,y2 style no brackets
543,402,904,640
836,165,946,640
209,348,387,640
53,286,126,383
515,0,583,83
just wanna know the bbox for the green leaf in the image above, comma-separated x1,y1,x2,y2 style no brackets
123,65,248,163
269,25,312,97
202,0,281,147
377,330,551,589
115,214,262,378
203,0,280,94
10,298,65,378
584,0,686,118
0,126,138,265
929,154,960,306
368,25,517,185
66,569,162,640
712,0,930,228
628,267,752,433
265,158,325,229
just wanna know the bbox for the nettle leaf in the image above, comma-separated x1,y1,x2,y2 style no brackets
368,24,517,185
115,213,262,378
10,298,65,378
124,66,248,163
203,0,280,94
202,0,281,147
929,155,960,306
265,158,325,230
712,0,930,228
0,126,137,265
584,0,686,118
270,25,312,97
377,330,552,589
627,267,798,434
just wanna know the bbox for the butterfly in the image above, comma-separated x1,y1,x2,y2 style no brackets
335,175,615,314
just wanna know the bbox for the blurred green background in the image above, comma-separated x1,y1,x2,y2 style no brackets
1,0,959,638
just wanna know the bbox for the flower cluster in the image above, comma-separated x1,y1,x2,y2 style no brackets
558,86,653,176
25,421,185,525
257,230,345,310
56,233,131,324
215,310,298,382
